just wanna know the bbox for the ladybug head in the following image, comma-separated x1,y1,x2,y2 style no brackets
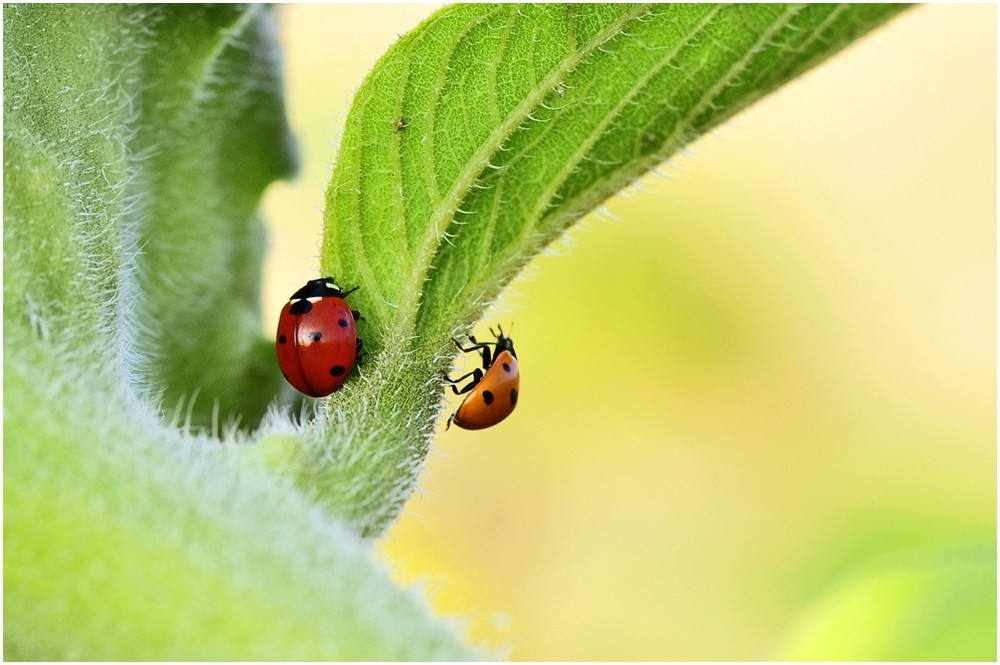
491,324,516,359
290,277,357,301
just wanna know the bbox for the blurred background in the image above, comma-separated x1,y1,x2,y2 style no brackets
263,5,995,660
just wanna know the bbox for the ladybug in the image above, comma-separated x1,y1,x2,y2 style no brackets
444,326,519,430
276,277,362,397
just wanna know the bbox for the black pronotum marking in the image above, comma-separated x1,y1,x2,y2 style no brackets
330,365,346,377
309,331,323,342
509,388,518,406
290,278,354,300
289,299,313,315
482,390,494,405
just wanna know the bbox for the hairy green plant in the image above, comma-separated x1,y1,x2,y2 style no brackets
4,3,908,659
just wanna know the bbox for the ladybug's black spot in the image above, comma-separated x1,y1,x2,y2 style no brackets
338,319,349,328
278,335,287,344
330,365,346,377
289,299,313,315
482,390,494,406
309,331,323,342
502,362,511,372
509,388,518,406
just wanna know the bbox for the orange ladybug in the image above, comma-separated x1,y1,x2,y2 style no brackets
445,327,520,430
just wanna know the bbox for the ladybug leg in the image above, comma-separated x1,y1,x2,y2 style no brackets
351,309,363,321
442,368,483,395
454,372,483,395
355,337,367,363
451,336,495,354
341,285,360,298
468,337,492,369
468,334,499,348
446,412,456,430
452,337,496,367
451,336,496,369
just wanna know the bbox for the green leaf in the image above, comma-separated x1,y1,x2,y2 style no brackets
130,5,299,429
325,4,909,349
5,4,296,429
4,5,473,659
283,3,909,535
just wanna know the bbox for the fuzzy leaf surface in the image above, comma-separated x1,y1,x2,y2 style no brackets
3,5,473,659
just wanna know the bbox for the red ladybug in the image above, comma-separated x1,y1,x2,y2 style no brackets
444,326,519,430
276,277,362,397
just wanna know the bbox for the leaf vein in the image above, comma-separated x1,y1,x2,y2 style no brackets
406,4,652,333
542,5,810,242
422,7,507,209
518,5,726,242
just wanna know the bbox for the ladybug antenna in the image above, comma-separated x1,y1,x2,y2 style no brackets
491,322,514,342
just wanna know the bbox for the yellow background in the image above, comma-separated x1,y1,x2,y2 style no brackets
262,5,995,660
